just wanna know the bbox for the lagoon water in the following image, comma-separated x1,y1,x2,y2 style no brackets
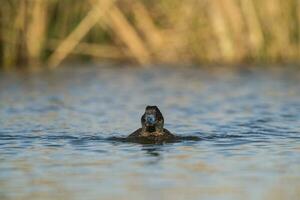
0,65,300,200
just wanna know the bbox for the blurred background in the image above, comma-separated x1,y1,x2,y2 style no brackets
1,1,300,200
1,0,299,69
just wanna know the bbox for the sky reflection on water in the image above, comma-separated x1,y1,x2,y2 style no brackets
0,65,300,200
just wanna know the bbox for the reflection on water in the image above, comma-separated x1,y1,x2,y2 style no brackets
0,65,300,200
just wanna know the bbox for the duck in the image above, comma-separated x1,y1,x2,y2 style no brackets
127,106,175,143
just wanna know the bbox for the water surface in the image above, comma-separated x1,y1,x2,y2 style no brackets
0,65,300,200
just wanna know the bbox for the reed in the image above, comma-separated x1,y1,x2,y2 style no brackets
0,0,299,69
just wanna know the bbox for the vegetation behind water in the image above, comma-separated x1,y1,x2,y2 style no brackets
1,0,299,69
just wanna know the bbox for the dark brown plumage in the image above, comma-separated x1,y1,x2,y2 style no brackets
127,106,175,143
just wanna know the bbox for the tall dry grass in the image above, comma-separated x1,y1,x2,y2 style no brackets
1,0,299,69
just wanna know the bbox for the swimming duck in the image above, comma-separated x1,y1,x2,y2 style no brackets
127,106,175,143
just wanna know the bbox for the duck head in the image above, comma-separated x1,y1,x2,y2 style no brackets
141,106,164,133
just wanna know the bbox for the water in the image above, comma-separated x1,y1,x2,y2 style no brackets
0,65,300,200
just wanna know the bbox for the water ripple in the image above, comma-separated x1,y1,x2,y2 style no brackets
1,66,300,200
